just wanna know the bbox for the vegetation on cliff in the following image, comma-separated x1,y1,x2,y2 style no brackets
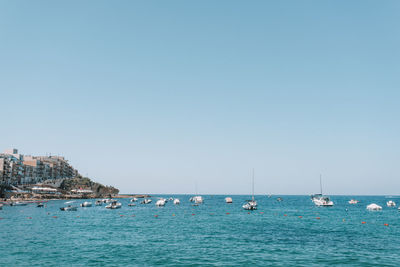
60,175,119,197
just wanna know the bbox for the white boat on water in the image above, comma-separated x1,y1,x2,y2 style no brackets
141,198,152,204
102,198,113,203
173,198,180,205
243,200,257,210
60,205,78,211
80,201,92,207
225,197,233,204
128,203,136,207
311,176,334,207
367,203,382,211
312,194,334,206
11,201,28,206
37,203,44,208
0,204,3,210
348,199,359,204
130,198,138,202
190,196,203,204
156,198,166,207
387,200,396,207
95,200,102,206
243,169,257,210
105,201,122,209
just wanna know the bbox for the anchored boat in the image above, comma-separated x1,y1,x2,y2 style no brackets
141,198,152,204
348,199,359,204
243,169,257,210
106,200,122,209
60,205,78,211
156,198,166,207
80,201,92,207
311,175,334,207
387,200,396,207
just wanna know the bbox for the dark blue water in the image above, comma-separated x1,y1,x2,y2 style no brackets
1,195,399,266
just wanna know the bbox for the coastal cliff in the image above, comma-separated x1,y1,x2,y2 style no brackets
59,176,119,197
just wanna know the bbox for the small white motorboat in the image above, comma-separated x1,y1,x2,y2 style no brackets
37,203,44,208
156,198,166,207
141,198,152,204
173,198,180,205
95,200,102,206
128,203,136,207
367,203,382,211
225,197,233,204
60,205,78,211
11,201,28,206
348,199,359,204
277,197,283,202
387,200,396,207
0,204,3,210
102,198,114,203
80,201,92,207
105,201,122,209
130,198,138,202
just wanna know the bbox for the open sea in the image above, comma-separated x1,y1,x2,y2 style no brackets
1,195,399,266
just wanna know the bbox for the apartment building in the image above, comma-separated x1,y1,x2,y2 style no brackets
0,149,79,185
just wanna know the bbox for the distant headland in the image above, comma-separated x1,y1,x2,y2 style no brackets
0,148,124,200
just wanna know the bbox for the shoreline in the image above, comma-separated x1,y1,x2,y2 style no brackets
0,194,151,204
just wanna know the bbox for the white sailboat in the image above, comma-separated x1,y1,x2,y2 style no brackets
311,175,334,207
190,182,203,204
243,169,257,210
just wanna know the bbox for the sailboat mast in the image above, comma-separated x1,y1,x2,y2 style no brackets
252,169,255,201
320,174,323,195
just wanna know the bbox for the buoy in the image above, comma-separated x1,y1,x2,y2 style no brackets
172,214,175,216
27,217,32,219
226,212,230,215
76,216,80,218
284,214,287,217
154,215,158,218
248,212,250,214
192,213,195,216
120,215,124,217
299,216,302,218
362,221,366,224
260,212,264,214
316,217,321,220
52,216,57,218
384,223,389,226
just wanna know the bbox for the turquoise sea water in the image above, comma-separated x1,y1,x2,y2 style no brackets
1,195,399,266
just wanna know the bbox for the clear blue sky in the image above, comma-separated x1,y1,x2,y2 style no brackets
1,1,399,195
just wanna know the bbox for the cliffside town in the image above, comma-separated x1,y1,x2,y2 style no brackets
0,148,119,199
0,149,77,185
